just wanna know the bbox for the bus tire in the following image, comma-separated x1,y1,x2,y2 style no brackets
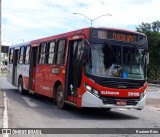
56,85,65,109
18,77,25,95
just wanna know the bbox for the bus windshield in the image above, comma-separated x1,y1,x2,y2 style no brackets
85,43,147,80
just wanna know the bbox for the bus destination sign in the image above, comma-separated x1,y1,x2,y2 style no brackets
91,29,146,44
113,32,136,42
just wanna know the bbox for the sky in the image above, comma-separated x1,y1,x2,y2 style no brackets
1,0,160,45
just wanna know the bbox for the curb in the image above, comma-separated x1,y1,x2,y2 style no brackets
0,91,4,108
0,90,4,132
148,83,160,88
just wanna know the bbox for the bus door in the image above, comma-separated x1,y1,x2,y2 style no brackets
12,49,19,86
28,46,38,91
66,39,84,104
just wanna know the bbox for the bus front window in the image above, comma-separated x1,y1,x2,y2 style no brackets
85,43,147,80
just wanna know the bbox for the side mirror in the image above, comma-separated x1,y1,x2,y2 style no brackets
144,49,149,65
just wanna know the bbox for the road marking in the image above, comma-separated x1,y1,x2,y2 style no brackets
22,97,39,107
3,92,9,137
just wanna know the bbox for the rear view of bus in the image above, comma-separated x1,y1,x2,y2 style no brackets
81,28,148,110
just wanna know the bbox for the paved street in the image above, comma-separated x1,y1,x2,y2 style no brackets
0,77,160,137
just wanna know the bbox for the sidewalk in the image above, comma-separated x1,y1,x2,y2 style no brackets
145,99,160,111
148,83,160,88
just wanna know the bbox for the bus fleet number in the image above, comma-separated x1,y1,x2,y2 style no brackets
128,92,139,97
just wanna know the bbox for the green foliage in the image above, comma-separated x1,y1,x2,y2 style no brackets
136,20,160,80
137,20,160,32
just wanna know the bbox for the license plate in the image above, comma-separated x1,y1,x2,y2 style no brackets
116,100,127,106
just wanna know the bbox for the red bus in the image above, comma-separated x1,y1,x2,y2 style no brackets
7,27,148,110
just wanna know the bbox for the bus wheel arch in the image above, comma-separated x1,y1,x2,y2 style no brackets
53,81,65,109
53,81,61,103
18,76,25,95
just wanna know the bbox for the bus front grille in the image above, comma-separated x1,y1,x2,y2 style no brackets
101,97,140,106
98,80,143,89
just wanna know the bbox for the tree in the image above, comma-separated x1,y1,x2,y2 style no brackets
136,20,160,80
137,20,160,32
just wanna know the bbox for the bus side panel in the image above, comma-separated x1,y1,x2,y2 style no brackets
45,66,66,98
31,67,36,90
35,65,46,96
35,65,65,97
7,64,13,84
34,65,66,98
22,64,30,90
23,77,29,89
42,65,53,97
14,65,18,86
16,64,23,85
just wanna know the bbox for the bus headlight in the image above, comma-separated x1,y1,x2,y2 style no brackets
85,84,92,91
84,84,100,98
140,90,146,100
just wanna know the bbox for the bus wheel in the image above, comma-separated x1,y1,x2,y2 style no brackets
18,78,25,95
56,85,65,109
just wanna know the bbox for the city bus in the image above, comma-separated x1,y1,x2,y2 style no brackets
7,27,148,110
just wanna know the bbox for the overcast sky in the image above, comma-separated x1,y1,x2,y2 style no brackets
2,0,160,45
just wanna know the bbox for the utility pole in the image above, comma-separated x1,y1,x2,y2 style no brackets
73,13,112,27
0,0,2,75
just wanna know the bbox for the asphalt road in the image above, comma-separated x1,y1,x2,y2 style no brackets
0,77,160,137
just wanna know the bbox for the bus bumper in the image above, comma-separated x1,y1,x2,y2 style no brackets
81,91,146,110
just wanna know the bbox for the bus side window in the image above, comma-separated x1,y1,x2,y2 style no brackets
9,49,14,64
56,40,66,65
39,43,47,64
24,46,30,64
18,47,25,64
47,41,56,64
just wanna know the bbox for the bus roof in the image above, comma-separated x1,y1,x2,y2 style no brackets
9,42,30,48
98,27,143,35
31,27,145,44
10,27,145,48
31,27,90,44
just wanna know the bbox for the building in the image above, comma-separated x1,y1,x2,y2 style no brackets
1,45,9,54
1,41,11,54
1,41,12,70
